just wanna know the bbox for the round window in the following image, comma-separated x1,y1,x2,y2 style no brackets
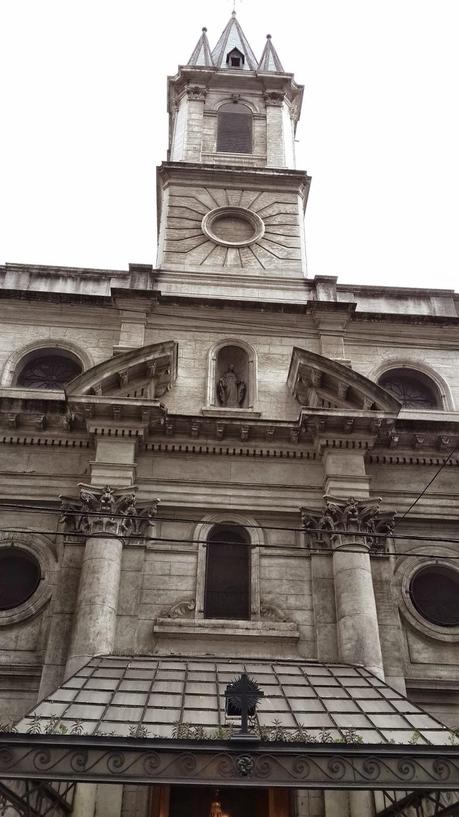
202,207,265,248
0,548,41,610
410,565,459,627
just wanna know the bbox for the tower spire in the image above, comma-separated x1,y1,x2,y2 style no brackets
187,26,214,67
258,34,285,73
211,13,258,70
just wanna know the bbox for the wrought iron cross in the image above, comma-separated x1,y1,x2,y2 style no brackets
225,672,264,734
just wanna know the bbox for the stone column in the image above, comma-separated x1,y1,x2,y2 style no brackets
302,493,395,680
61,484,158,678
303,495,395,679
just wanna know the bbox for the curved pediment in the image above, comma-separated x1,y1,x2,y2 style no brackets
287,348,401,414
66,341,178,400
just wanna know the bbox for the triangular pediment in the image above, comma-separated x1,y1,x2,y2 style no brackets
65,341,178,401
287,348,401,414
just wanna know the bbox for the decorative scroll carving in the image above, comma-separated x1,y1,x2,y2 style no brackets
236,755,255,776
260,601,287,622
160,599,196,619
60,484,159,538
301,495,396,552
1,737,459,790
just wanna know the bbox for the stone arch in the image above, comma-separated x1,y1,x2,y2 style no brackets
213,97,259,114
194,512,264,621
206,338,257,410
369,359,454,410
2,339,92,387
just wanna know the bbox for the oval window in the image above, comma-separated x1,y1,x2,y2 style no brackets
0,548,41,610
410,565,459,627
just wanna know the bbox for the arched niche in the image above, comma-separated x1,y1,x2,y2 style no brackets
206,339,257,411
194,513,263,621
2,339,90,388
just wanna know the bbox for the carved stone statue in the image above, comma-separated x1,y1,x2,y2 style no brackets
217,364,246,407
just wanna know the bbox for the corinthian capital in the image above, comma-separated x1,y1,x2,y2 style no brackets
301,495,396,552
60,484,159,539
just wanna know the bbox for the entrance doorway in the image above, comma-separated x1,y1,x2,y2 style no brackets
152,786,290,817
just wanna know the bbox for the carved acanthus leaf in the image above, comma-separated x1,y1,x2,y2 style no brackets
60,484,159,538
301,495,396,552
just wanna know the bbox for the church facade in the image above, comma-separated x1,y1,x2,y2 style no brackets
0,12,459,817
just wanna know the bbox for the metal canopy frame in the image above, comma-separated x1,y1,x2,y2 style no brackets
1,734,459,791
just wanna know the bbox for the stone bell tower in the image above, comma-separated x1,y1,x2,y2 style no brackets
156,12,311,303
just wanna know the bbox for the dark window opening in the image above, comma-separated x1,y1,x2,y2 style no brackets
410,565,459,627
17,353,82,390
204,524,250,620
379,368,439,409
217,102,252,154
0,548,41,610
226,47,245,68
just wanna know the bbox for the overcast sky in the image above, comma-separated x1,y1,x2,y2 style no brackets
1,0,458,291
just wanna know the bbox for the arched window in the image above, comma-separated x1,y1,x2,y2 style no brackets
204,524,250,620
217,102,252,154
16,350,82,389
378,368,440,409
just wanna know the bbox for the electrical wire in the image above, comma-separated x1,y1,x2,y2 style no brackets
396,444,458,525
0,525,458,560
0,502,459,543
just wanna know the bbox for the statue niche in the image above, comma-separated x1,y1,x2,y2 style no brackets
215,345,248,408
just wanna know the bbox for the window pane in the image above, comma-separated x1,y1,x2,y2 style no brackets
204,526,250,619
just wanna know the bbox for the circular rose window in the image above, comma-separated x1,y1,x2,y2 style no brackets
202,207,265,248
0,548,41,610
410,565,459,627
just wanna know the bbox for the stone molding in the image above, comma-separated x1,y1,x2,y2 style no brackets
301,495,396,552
394,547,459,643
60,484,159,539
0,532,57,625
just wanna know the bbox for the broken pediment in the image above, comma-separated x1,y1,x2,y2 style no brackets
65,341,178,401
287,348,401,414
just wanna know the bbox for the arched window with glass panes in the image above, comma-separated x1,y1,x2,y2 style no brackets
217,102,253,154
204,524,250,620
378,368,441,410
15,350,82,390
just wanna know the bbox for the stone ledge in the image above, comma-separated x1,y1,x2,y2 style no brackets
153,617,299,641
201,407,262,419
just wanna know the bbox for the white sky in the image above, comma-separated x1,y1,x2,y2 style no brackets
1,0,458,291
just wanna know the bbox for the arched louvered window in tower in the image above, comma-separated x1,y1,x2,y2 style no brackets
217,102,253,154
204,524,250,619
